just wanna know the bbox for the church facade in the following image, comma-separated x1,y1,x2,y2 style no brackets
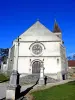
7,21,68,80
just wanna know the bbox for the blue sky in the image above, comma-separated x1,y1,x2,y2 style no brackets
0,0,75,56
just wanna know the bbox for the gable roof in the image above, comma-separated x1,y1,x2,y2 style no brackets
21,21,53,36
15,21,61,42
68,60,75,67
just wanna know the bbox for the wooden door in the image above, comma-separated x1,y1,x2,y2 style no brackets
32,61,41,74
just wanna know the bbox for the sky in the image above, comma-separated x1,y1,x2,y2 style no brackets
0,0,75,56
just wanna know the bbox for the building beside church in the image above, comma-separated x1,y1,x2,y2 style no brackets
7,21,68,80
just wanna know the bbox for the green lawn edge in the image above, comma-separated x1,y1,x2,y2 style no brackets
31,81,75,100
0,73,9,83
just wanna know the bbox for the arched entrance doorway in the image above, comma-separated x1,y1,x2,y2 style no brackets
32,60,42,74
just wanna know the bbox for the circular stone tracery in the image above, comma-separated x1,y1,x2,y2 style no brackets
32,44,42,55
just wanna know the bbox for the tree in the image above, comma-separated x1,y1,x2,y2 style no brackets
0,48,9,64
67,53,75,60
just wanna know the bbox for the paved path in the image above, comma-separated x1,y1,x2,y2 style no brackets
21,84,34,92
0,79,74,99
0,82,8,99
32,79,74,92
0,82,34,99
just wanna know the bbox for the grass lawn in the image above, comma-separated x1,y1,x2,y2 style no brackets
31,81,75,100
0,73,9,82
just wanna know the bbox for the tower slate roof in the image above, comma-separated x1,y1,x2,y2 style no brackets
53,20,61,33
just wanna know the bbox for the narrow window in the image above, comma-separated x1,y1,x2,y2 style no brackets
57,58,59,64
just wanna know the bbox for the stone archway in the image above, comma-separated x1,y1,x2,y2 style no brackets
32,60,42,74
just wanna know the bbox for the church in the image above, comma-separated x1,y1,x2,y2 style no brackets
7,20,68,81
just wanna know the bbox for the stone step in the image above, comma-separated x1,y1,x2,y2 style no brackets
20,74,40,85
19,74,59,85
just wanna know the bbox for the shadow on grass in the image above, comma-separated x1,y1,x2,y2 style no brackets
0,73,10,83
67,80,75,85
18,79,39,100
0,79,9,83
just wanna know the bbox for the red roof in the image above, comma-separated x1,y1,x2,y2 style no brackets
68,60,75,67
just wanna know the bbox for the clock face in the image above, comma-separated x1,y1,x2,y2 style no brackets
32,44,42,55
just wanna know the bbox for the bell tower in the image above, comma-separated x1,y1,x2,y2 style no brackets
53,20,62,39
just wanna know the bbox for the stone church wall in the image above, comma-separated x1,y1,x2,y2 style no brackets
18,57,61,75
17,41,62,79
60,44,68,74
18,41,61,56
